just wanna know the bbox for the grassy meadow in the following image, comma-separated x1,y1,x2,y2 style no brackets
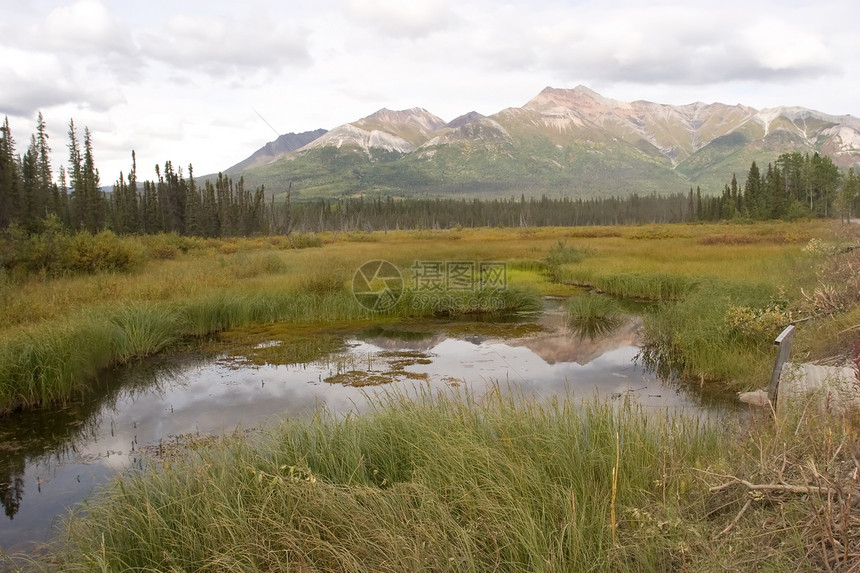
2,220,860,571
0,219,849,413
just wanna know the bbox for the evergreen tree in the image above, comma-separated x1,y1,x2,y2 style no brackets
67,119,85,229
20,137,39,230
126,151,139,233
0,118,21,228
142,180,162,234
184,164,203,237
743,161,763,218
80,127,105,232
836,167,858,222
34,113,53,221
54,166,70,226
201,180,220,237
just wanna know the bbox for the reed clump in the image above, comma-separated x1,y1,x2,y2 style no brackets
0,291,368,413
592,273,697,301
567,294,625,340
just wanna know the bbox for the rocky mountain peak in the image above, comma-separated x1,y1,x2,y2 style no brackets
446,111,486,129
526,85,629,113
226,85,860,199
353,107,448,146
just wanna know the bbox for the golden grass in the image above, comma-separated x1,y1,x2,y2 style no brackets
0,220,843,406
0,221,831,334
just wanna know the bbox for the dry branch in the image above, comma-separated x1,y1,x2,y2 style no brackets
710,478,837,496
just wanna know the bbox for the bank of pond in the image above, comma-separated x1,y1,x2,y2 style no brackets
0,298,746,561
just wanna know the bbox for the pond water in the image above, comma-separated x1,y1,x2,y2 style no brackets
0,299,733,554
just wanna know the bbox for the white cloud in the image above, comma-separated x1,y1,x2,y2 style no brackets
43,0,134,56
138,13,311,75
740,20,834,75
489,3,839,85
0,46,125,118
345,0,457,37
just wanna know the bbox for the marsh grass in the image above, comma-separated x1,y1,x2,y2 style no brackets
640,282,778,387
592,273,697,301
544,240,591,282
44,388,731,572
227,251,289,279
397,285,542,317
0,390,841,573
0,282,542,412
0,291,368,412
567,294,625,340
109,304,179,363
38,387,857,572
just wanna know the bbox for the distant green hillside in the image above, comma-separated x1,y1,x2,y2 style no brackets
216,86,860,199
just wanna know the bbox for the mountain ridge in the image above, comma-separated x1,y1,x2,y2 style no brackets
223,86,860,199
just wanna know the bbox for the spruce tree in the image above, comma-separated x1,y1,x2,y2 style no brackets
0,117,20,228
184,164,203,236
81,127,105,232
67,119,84,229
744,161,762,218
20,137,39,230
35,113,53,221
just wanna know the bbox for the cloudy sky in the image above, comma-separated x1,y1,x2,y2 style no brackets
2,0,858,182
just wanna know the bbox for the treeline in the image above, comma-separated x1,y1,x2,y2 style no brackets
0,116,268,237
286,193,696,232
696,152,858,222
2,115,858,240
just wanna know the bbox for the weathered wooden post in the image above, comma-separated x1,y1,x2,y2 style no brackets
767,325,796,404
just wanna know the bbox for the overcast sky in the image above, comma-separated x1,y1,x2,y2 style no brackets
2,0,858,183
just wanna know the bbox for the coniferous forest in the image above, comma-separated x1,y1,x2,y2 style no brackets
1,115,858,240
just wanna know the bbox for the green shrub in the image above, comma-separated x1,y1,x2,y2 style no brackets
545,240,589,266
140,233,195,260
640,281,776,386
65,231,144,274
3,216,70,275
545,240,592,283
289,233,324,249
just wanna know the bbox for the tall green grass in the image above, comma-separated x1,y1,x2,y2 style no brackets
47,389,732,572
640,281,781,387
592,273,697,301
43,387,856,572
567,294,625,340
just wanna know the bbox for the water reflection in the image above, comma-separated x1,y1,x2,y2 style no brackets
0,301,733,553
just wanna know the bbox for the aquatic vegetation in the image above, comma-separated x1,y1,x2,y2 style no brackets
591,272,697,301
567,294,625,340
544,240,591,282
639,282,778,387
323,350,434,387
